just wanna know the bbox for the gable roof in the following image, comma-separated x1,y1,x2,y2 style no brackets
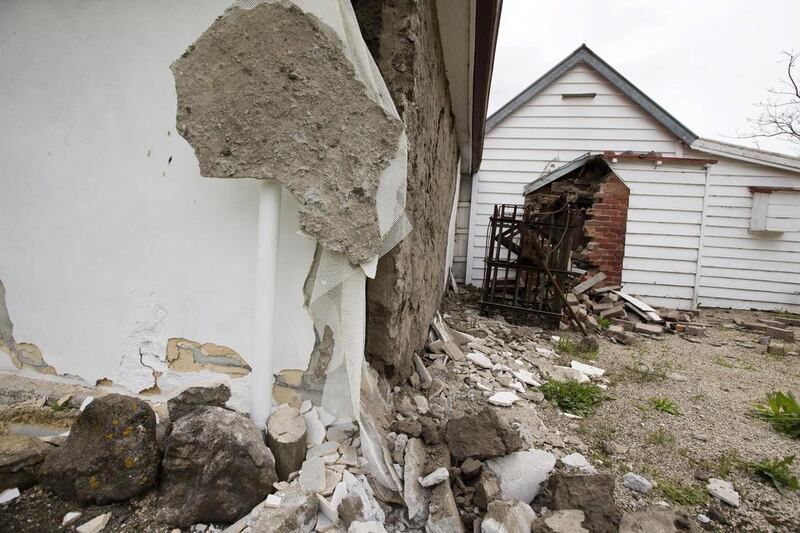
690,137,800,173
486,44,698,145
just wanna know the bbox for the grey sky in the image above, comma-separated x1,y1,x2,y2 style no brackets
488,0,800,155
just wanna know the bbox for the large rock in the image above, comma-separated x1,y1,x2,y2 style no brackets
426,481,464,533
549,473,621,533
0,434,50,490
159,406,277,526
39,393,159,504
445,408,522,462
167,383,230,422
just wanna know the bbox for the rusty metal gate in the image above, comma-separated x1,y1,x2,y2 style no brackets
480,201,578,324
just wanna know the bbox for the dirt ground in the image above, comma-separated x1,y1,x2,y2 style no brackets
441,289,800,532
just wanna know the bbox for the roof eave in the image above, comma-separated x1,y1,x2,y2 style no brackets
690,138,800,173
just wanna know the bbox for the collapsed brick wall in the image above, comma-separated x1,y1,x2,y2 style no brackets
353,0,460,380
524,168,630,286
583,173,629,286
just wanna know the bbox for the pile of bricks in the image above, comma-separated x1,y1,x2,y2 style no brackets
736,316,798,356
564,271,707,343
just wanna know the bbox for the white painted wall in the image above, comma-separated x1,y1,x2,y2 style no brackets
0,0,315,404
611,161,708,309
684,150,800,313
468,63,681,285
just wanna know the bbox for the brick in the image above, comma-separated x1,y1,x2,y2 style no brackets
634,323,664,336
600,304,626,319
611,318,635,331
765,326,794,342
593,302,615,313
684,325,705,336
675,324,686,333
758,318,787,328
768,343,787,356
742,322,766,332
775,317,800,327
566,293,579,305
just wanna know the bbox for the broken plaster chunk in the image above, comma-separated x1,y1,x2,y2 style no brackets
467,352,494,369
561,453,597,474
413,395,430,415
419,467,449,488
304,409,327,446
0,487,20,504
570,361,604,378
485,449,557,503
62,512,83,526
76,513,111,533
513,369,541,387
299,456,327,493
488,391,520,407
707,478,740,507
171,2,404,264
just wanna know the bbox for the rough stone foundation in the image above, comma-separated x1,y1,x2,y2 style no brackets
354,0,460,380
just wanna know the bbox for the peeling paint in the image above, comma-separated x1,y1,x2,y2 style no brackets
0,280,57,374
165,338,251,376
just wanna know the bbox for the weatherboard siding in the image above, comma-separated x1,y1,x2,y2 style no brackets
467,63,681,284
684,150,800,313
612,162,708,309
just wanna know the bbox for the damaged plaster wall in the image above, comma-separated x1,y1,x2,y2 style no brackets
172,1,404,265
354,0,461,380
0,1,315,407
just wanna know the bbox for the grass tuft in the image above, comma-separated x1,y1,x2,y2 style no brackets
597,317,612,331
658,479,708,506
645,428,676,447
752,391,800,439
649,397,681,415
751,456,799,495
541,379,606,417
555,335,598,360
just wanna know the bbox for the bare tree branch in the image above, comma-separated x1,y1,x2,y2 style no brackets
741,50,800,150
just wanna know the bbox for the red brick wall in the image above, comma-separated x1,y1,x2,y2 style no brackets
583,172,629,285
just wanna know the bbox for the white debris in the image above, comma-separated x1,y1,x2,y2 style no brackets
63,512,83,526
76,513,111,533
707,478,740,507
316,494,338,523
0,488,20,504
299,456,326,492
547,366,590,384
697,514,711,524
79,396,94,411
563,413,583,419
348,521,388,533
488,391,520,407
304,409,327,446
509,381,525,393
481,500,536,533
418,467,449,487
623,472,654,494
264,494,282,507
300,400,313,413
316,406,336,428
467,351,494,369
475,381,492,392
485,449,556,503
570,360,604,377
513,369,541,387
561,453,597,473
413,395,430,415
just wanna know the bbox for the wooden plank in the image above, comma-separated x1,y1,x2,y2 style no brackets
613,291,663,322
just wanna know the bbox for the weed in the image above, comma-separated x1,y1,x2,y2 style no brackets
623,355,671,383
751,456,799,495
716,450,744,477
649,397,681,415
712,355,736,369
540,379,606,417
597,317,612,331
776,309,800,319
752,391,800,439
658,479,708,506
556,335,597,360
690,393,707,402
645,428,676,447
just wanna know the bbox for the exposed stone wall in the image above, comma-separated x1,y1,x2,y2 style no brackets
584,173,630,286
354,0,460,380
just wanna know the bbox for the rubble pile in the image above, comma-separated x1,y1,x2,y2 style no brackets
730,316,799,356
563,271,709,343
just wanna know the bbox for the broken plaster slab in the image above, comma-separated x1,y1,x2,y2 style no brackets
0,280,57,375
171,1,404,264
165,337,251,376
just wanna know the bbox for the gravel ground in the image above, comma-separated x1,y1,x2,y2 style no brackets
542,307,800,532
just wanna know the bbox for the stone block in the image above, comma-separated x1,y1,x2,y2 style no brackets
765,326,794,342
633,323,663,336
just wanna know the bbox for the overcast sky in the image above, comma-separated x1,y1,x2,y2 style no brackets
488,0,800,156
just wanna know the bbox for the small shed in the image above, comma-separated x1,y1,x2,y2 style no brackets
524,150,800,312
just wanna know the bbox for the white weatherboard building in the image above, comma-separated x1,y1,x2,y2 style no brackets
456,45,800,313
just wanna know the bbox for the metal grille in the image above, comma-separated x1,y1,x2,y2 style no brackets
480,202,578,324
